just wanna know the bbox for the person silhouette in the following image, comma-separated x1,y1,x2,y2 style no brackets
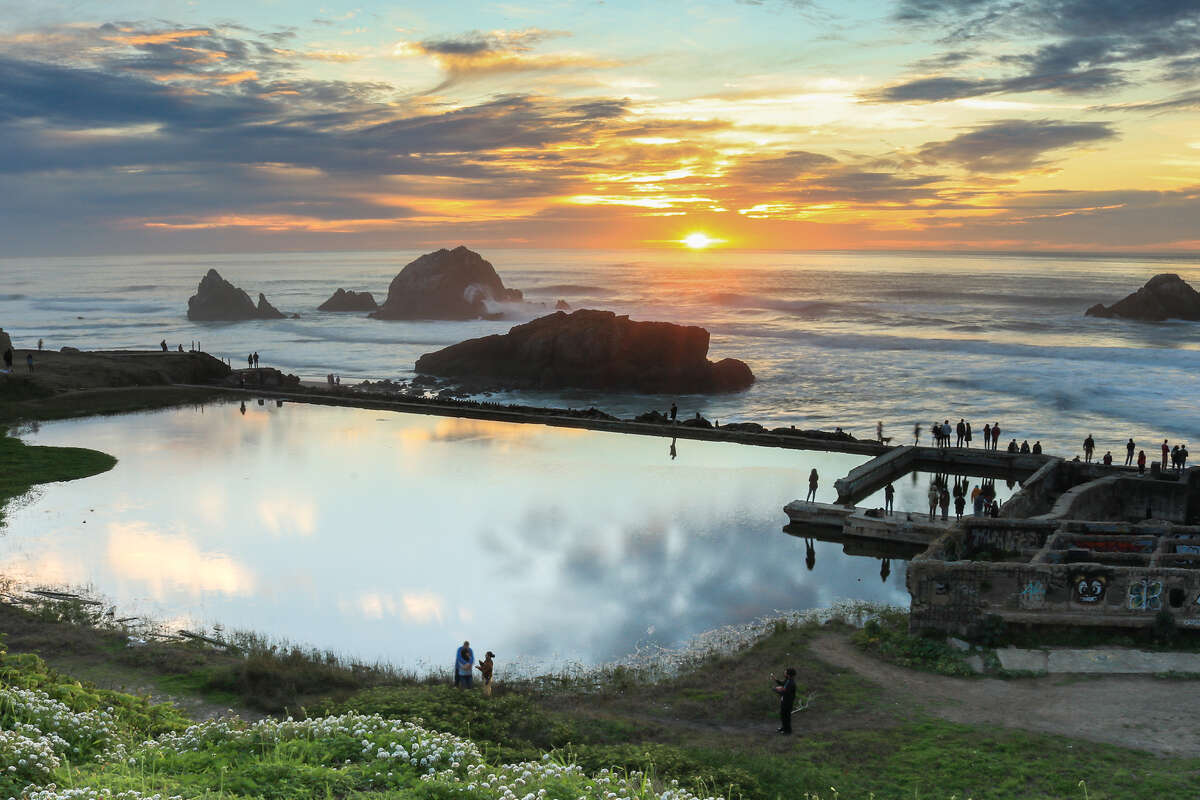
805,538,815,571
806,469,819,502
669,438,677,460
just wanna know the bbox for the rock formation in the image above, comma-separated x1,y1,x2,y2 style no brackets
187,270,285,321
0,328,12,354
1085,273,1200,321
370,246,523,320
415,309,754,393
318,288,378,312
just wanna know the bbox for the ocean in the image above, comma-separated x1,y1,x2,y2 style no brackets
2,248,1198,456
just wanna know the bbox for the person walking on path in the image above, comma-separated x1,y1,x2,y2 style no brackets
1126,438,1136,467
771,668,797,735
1162,440,1170,470
476,651,495,697
454,641,475,689
1137,450,1147,474
1083,435,1095,463
884,483,895,515
806,469,819,503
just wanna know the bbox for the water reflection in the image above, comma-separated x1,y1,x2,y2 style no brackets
3,402,910,670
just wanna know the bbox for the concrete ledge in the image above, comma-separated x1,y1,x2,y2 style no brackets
993,646,1200,674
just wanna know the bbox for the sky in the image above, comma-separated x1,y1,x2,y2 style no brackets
1,0,1198,255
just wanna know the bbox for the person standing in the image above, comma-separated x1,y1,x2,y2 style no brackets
1162,440,1170,471
965,421,972,448
982,423,992,451
1137,450,1147,474
454,641,475,688
37,339,43,351
1179,445,1188,471
913,422,921,445
253,351,260,368
806,469,819,503
884,483,895,515
991,422,1001,451
160,339,168,352
956,419,965,447
670,402,678,422
247,353,253,368
877,420,884,443
771,668,797,735
1126,438,1136,467
476,651,495,697
1083,435,1095,463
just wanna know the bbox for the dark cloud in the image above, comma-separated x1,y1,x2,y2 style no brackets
876,0,1200,103
918,119,1117,172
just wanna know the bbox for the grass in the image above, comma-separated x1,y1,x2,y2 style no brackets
851,608,977,676
0,429,116,525
2,602,1199,799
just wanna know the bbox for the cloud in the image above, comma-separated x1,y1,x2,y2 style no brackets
917,119,1117,172
393,28,615,91
876,0,1200,103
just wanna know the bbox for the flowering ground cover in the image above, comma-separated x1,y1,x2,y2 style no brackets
2,603,1200,799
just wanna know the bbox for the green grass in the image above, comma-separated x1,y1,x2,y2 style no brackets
852,608,977,676
0,430,116,524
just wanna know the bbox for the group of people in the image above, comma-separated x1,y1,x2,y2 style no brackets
453,641,496,695
2,349,33,373
1080,436,1190,474
925,477,1000,521
1005,439,1041,454
921,419,1010,450
247,352,261,368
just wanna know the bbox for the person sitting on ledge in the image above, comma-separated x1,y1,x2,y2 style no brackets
1032,441,1042,454
1006,439,1018,453
1019,440,1031,454
1102,451,1113,466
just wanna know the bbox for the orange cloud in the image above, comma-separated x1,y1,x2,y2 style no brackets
105,28,211,45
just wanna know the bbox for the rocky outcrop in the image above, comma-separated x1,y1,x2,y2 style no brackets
370,246,523,320
1085,274,1200,321
0,328,12,355
187,270,285,321
414,309,755,393
318,288,378,312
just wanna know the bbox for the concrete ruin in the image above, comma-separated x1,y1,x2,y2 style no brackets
786,444,1200,636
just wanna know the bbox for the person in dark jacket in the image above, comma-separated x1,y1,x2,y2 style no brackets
772,668,797,734
476,651,495,697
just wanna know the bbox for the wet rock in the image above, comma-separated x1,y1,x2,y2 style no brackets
370,246,523,320
555,299,571,310
319,288,378,312
415,309,755,394
187,269,285,321
1085,273,1200,321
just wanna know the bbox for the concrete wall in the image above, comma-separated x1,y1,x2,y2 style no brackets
1048,474,1190,523
908,522,1200,635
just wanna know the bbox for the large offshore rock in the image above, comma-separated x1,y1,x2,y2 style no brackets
370,246,523,320
415,309,755,393
318,288,378,311
1085,273,1200,321
187,270,285,321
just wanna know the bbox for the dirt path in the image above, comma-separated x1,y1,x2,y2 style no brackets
807,633,1200,756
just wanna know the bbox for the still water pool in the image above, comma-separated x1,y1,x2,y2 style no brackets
3,402,910,671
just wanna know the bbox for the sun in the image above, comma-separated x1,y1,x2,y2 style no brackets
681,232,722,249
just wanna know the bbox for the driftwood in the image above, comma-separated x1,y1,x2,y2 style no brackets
29,590,101,605
177,629,238,650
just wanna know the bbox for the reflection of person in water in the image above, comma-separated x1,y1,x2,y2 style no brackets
669,438,677,460
880,558,891,583
239,401,246,415
805,538,815,571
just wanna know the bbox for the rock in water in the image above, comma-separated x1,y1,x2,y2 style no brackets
256,293,285,319
318,288,378,311
1085,273,1200,321
370,246,523,320
186,269,285,321
415,309,754,393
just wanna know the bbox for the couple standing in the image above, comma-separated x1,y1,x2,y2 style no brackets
454,640,496,695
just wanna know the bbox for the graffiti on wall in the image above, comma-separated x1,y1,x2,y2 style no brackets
1073,575,1107,604
1019,580,1046,609
1127,578,1163,611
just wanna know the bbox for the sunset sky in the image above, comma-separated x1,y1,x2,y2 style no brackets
2,0,1198,254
